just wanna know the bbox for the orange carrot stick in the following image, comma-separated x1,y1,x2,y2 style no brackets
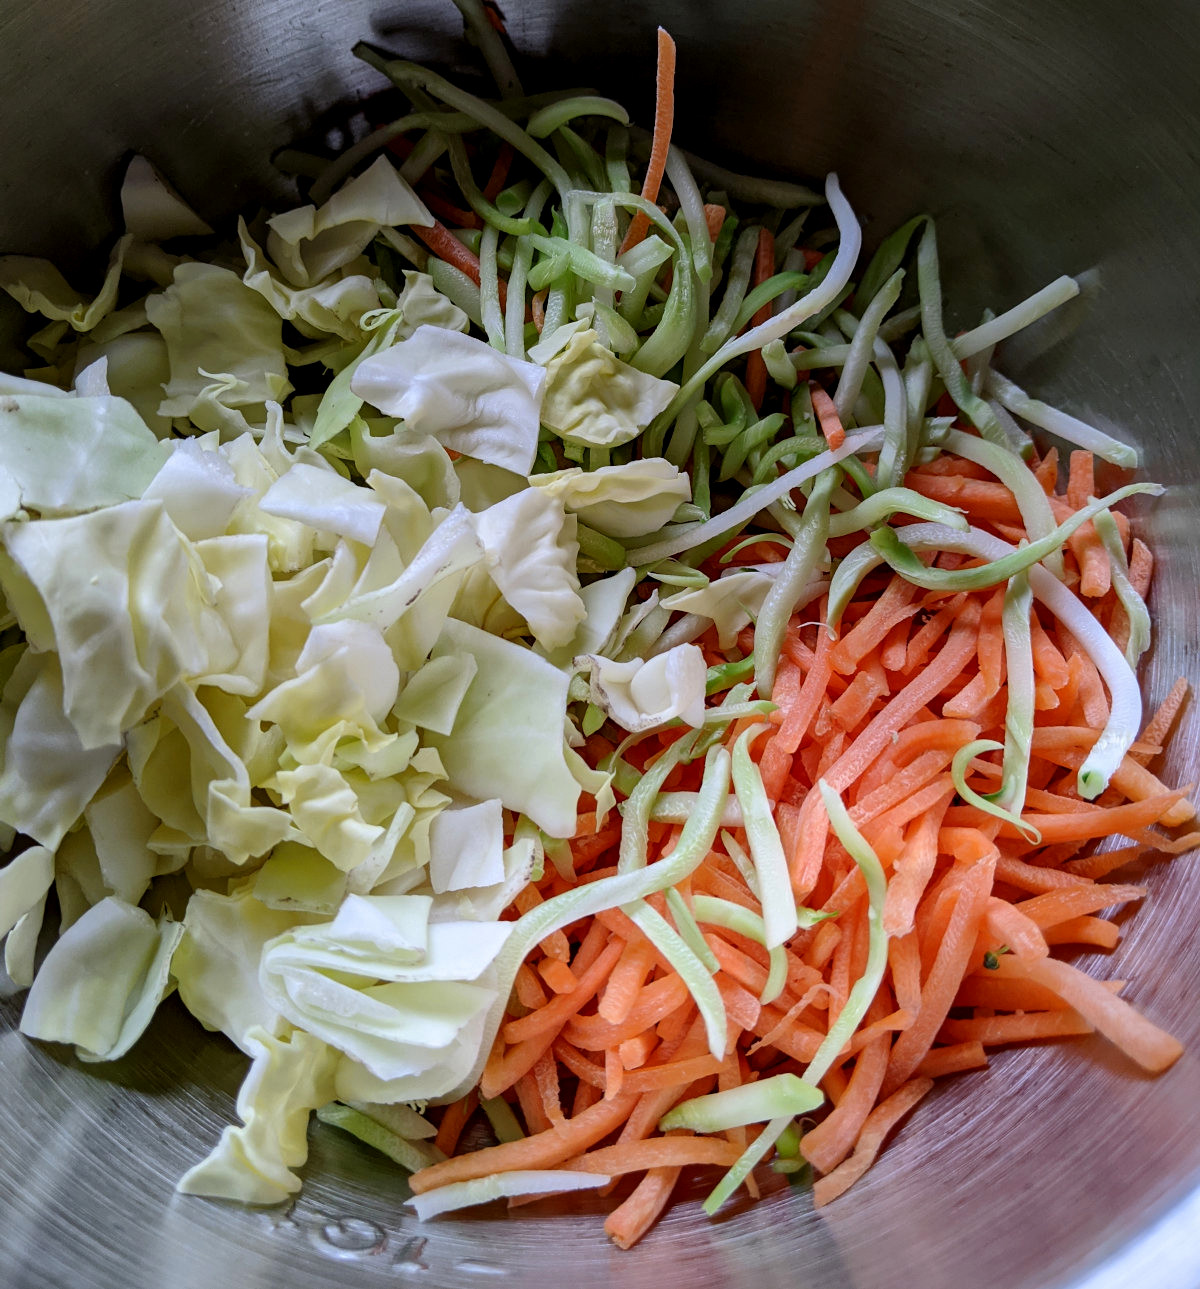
915,1042,988,1079
1004,956,1184,1072
811,1078,934,1204
810,384,847,451
882,851,995,1098
605,1166,681,1249
618,28,677,254
409,1090,642,1194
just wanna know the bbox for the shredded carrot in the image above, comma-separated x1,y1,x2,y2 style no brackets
810,383,847,451
618,28,677,255
604,1166,681,1250
405,391,1187,1246
812,1079,934,1205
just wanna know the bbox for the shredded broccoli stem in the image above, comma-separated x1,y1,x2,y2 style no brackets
993,570,1037,817
478,222,505,348
731,724,796,949
803,782,889,1087
870,482,1160,592
504,180,551,357
952,738,1040,842
753,467,836,696
834,268,903,422
624,898,727,1058
701,224,760,355
526,95,630,138
915,218,1011,447
942,428,1063,577
1094,508,1151,667
950,275,1079,360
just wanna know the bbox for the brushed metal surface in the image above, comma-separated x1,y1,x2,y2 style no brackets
1,2,1199,1287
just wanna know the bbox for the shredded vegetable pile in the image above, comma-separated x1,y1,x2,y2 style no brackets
0,0,1191,1249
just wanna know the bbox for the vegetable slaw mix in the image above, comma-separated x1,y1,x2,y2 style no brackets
0,1,1191,1247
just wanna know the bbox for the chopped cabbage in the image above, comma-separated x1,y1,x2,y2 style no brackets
351,325,546,474
539,327,678,448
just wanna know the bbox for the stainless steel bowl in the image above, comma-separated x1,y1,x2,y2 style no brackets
2,2,1198,1286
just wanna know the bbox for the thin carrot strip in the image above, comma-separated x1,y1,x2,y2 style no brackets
605,1166,681,1250
1004,956,1184,1071
599,938,658,1025
434,1090,478,1157
1007,790,1187,844
829,574,919,676
811,384,847,451
800,1032,891,1174
744,226,776,408
482,1028,556,1099
1043,916,1121,949
409,1090,642,1194
915,1042,988,1079
882,787,954,937
605,1047,625,1100
995,852,1093,893
906,472,1024,523
1134,677,1188,763
982,897,1049,960
703,203,726,241
619,1031,657,1070
882,851,995,1098
618,28,676,254
503,937,626,1044
413,219,507,308
538,958,580,994
564,974,690,1050
532,1048,565,1126
812,1079,934,1205
570,1135,744,1176
482,141,514,200
939,1010,1095,1044
888,931,923,1016
955,974,1079,1012
1014,883,1146,929
774,604,834,754
515,1070,553,1134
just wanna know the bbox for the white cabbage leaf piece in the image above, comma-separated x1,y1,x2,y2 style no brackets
660,568,778,650
176,1025,337,1205
427,798,505,893
19,895,183,1061
538,567,638,671
0,652,121,850
392,270,470,337
239,220,381,342
351,427,462,513
0,392,167,518
259,461,387,548
425,618,581,838
351,325,546,475
141,437,251,540
259,893,511,1100
532,457,691,539
470,487,584,650
172,884,308,1053
540,327,678,448
0,844,54,942
587,643,707,734
391,653,478,736
265,157,432,288
82,770,162,905
146,263,292,419
1,499,214,748
0,235,131,333
120,156,214,241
